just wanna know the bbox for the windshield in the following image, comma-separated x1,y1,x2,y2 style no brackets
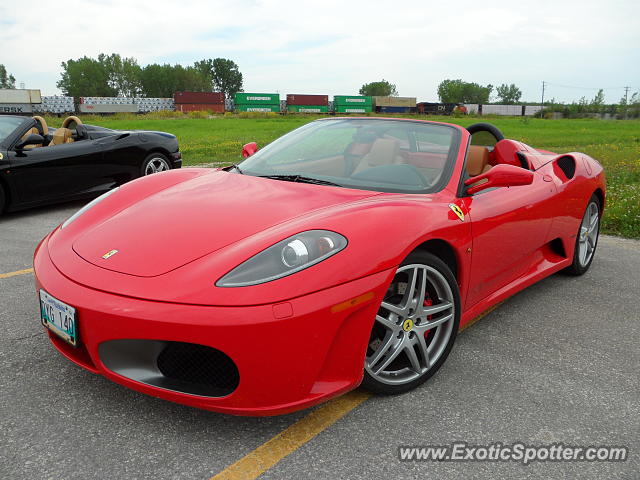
238,119,460,194
0,117,25,144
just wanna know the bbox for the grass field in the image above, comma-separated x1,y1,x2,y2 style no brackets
44,114,640,238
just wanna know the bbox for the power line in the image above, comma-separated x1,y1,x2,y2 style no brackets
544,82,635,91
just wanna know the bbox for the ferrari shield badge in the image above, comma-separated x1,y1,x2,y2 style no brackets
448,204,465,222
102,249,119,260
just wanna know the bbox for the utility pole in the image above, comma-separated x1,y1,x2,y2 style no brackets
540,81,546,118
624,86,630,120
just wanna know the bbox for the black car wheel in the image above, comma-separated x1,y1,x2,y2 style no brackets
362,251,460,395
142,153,171,176
0,184,5,214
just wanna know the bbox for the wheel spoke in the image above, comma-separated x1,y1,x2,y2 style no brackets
381,301,404,316
375,314,398,331
404,341,422,373
371,337,405,375
368,330,396,369
415,333,431,369
421,301,453,317
416,313,454,333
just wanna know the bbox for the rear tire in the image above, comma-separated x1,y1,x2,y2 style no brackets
362,251,460,395
563,194,601,276
142,153,171,176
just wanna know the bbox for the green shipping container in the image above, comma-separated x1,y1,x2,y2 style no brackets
287,105,329,113
236,105,280,112
234,92,280,105
335,105,373,113
333,95,373,107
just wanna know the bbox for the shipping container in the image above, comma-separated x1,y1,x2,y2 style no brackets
334,105,372,114
79,104,138,113
373,96,417,107
174,91,225,104
287,105,329,113
375,106,412,114
234,93,279,105
236,105,280,112
0,103,33,114
416,102,456,115
175,103,225,113
286,94,329,106
333,95,372,107
0,89,42,104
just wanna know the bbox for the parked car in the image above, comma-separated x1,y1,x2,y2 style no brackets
34,118,605,415
0,115,181,213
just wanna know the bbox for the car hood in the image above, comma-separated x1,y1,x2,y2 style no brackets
72,171,380,277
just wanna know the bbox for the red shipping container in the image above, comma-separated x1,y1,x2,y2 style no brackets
175,103,225,113
286,94,329,106
173,91,225,104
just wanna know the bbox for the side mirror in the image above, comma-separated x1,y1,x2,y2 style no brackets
464,164,534,195
15,133,45,150
242,142,258,158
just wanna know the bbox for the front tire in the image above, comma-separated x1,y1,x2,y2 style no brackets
142,153,171,176
563,195,601,276
362,251,460,395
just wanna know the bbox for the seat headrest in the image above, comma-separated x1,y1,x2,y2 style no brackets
466,146,490,176
33,116,49,136
61,115,83,130
363,138,400,166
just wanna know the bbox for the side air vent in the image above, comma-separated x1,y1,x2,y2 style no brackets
556,156,576,179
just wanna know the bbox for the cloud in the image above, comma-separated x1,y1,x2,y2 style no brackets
1,0,638,102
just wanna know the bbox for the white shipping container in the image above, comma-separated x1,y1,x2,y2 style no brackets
79,104,138,113
0,103,33,113
0,89,42,104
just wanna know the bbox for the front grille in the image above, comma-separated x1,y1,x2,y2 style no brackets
157,342,239,394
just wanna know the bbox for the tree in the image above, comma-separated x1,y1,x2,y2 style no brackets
496,83,522,104
57,56,117,98
0,64,16,89
194,58,243,98
101,53,142,97
437,79,493,104
591,89,605,106
140,63,210,97
359,80,398,97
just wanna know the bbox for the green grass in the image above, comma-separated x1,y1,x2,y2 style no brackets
44,113,640,238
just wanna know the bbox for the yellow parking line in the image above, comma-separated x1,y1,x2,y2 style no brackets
0,268,34,279
210,390,371,480
211,301,504,479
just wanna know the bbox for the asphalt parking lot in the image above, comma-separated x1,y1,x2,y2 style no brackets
1,202,638,480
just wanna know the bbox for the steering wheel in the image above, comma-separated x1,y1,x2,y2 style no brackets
466,122,505,142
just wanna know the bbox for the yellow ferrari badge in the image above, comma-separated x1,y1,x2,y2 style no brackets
102,249,119,259
448,204,465,222
0,152,3,160
402,318,414,332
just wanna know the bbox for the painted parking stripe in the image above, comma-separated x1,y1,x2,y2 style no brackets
211,303,504,479
210,390,371,480
0,268,34,279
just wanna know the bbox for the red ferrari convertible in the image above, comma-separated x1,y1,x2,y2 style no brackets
34,118,605,415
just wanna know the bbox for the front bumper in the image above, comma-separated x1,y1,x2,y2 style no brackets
34,235,394,416
171,151,182,169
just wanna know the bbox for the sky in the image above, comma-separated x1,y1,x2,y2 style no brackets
1,0,639,103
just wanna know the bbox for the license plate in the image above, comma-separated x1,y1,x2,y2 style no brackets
40,289,77,346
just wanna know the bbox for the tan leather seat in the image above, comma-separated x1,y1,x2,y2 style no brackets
353,138,404,174
20,127,41,149
466,146,492,177
49,127,74,146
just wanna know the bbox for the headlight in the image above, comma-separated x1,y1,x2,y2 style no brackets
60,187,120,229
216,230,347,287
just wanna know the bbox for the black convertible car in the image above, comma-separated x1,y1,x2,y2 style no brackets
0,115,182,213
